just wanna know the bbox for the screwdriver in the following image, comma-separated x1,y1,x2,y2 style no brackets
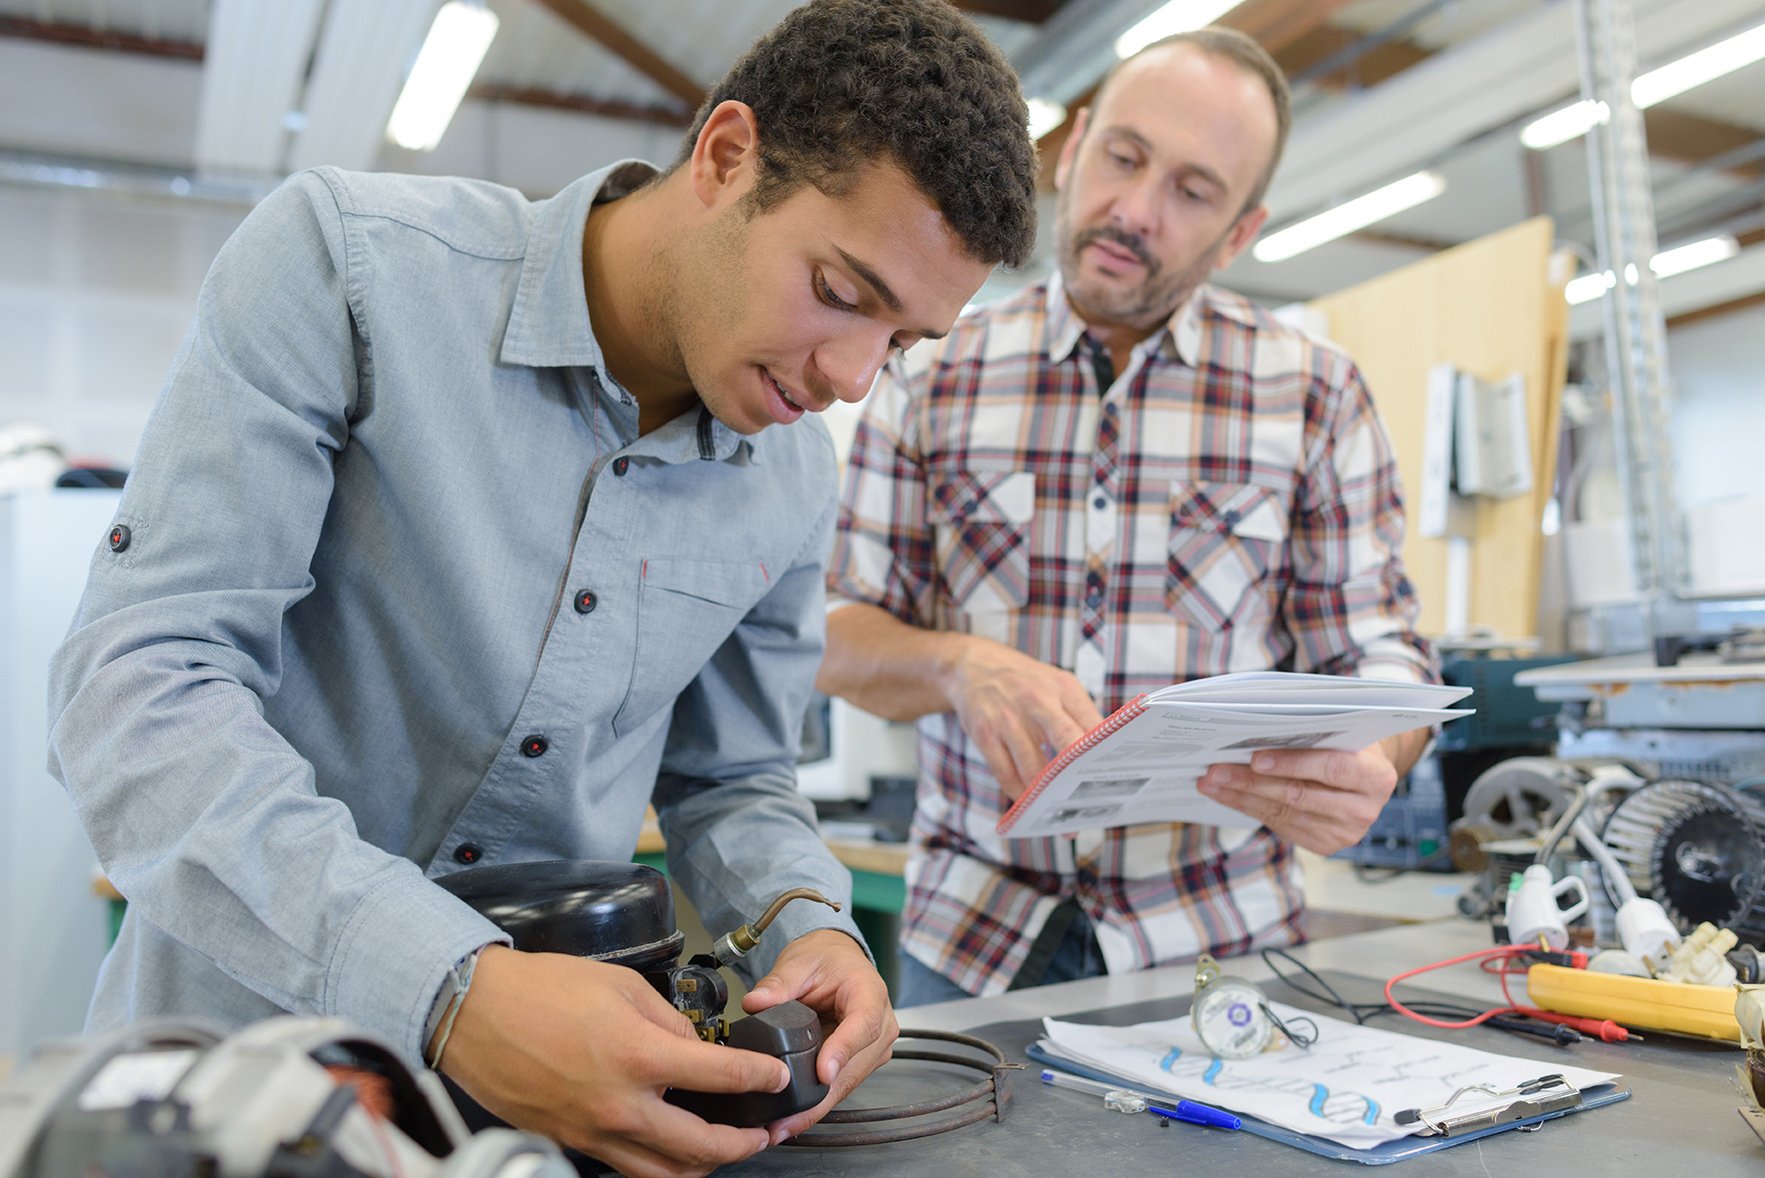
1522,1009,1644,1043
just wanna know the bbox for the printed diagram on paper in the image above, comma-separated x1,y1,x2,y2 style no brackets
1038,1004,1618,1148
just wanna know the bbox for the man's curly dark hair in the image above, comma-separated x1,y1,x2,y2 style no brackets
671,0,1039,269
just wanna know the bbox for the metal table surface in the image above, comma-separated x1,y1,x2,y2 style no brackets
725,918,1759,1175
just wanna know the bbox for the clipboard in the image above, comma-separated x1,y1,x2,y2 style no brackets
1025,1041,1630,1165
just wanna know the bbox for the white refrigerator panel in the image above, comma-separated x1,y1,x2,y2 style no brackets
0,488,122,1058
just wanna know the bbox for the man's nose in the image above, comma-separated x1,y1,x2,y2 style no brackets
814,328,895,406
1110,172,1160,237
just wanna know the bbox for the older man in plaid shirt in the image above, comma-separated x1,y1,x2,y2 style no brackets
820,28,1438,1005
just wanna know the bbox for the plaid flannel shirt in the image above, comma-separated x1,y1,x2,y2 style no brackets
827,273,1437,997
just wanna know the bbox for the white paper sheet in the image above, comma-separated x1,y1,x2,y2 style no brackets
1040,1004,1619,1149
999,671,1472,838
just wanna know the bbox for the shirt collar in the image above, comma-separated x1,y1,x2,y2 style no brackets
499,160,753,464
499,159,656,370
1042,266,1208,370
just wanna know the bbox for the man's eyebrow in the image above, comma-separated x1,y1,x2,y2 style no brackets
835,246,904,313
834,245,948,340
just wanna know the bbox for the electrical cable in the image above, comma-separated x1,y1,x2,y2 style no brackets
1259,946,1638,1049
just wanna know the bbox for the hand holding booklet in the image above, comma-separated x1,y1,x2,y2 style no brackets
996,671,1472,838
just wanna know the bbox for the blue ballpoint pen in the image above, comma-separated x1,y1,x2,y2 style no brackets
1146,1101,1242,1130
1039,1068,1242,1130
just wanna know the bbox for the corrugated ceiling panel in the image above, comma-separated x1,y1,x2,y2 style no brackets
195,0,326,174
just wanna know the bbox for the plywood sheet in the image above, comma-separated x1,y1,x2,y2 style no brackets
1307,217,1566,641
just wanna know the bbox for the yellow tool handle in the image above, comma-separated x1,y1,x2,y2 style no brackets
1527,963,1741,1043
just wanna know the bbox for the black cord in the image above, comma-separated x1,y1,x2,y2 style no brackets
1258,947,1493,1027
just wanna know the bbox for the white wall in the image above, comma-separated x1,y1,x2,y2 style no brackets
1668,300,1765,510
0,186,243,468
0,488,124,1057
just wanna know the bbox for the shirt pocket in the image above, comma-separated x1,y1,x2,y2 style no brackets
928,470,1034,616
615,557,769,737
1166,481,1287,630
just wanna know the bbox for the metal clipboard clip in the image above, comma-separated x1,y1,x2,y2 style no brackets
1394,1073,1582,1138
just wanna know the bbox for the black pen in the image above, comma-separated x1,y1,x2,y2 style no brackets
1485,1015,1581,1046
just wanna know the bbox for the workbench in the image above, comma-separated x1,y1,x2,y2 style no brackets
727,917,1760,1175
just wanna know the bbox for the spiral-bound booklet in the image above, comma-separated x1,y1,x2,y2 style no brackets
995,672,1472,838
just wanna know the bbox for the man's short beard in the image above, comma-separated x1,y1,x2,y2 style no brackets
1055,189,1237,330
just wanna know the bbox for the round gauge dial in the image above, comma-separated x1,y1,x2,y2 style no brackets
1193,977,1274,1058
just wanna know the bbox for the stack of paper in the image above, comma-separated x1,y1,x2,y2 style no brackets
1035,1005,1618,1149
998,672,1472,838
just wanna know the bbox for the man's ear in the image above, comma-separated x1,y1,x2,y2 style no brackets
1052,106,1090,193
688,100,761,212
1216,204,1270,270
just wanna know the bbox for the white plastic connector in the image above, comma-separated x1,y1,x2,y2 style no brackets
1659,922,1739,986
1614,897,1681,976
1505,864,1589,950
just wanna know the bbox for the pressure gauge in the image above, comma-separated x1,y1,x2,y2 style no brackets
1190,954,1276,1060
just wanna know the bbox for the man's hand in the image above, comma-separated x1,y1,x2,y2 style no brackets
944,636,1104,800
439,945,788,1178
1194,737,1410,854
740,928,897,1146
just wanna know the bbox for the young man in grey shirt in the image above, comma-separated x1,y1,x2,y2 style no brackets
46,2,1037,1172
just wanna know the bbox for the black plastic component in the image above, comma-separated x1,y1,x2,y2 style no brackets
1729,942,1765,984
435,860,685,973
665,1001,829,1127
668,961,729,1029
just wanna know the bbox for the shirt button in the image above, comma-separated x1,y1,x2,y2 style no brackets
1092,495,1107,511
453,843,482,865
520,734,549,758
612,456,629,477
574,589,597,614
108,524,131,552
1085,589,1103,608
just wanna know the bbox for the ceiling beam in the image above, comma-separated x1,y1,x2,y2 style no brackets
951,0,1063,23
1273,24,1430,90
0,15,201,60
530,0,704,109
1644,109,1765,181
1219,0,1359,56
469,83,690,128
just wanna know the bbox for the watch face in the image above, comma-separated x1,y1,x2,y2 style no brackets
1194,982,1273,1059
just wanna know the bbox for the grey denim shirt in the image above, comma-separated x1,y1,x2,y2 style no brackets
46,161,863,1066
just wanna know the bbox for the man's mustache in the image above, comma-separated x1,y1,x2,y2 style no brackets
1074,226,1158,273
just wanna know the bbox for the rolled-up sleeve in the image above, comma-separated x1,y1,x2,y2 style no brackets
1287,358,1438,685
46,170,503,1063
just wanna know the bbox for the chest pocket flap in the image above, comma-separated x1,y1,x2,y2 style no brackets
928,469,1034,612
616,556,770,735
1168,481,1288,629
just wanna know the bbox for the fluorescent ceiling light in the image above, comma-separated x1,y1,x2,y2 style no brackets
1650,234,1739,278
1520,100,1607,150
1522,20,1765,150
386,1,499,152
1633,20,1765,106
1563,270,1616,305
1251,171,1446,264
1114,1,1243,60
1563,235,1739,304
1026,98,1068,140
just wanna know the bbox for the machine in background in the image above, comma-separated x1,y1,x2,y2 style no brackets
1449,643,1765,955
1337,652,1572,872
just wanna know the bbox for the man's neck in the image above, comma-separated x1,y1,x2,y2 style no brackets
1064,283,1197,383
582,183,697,434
